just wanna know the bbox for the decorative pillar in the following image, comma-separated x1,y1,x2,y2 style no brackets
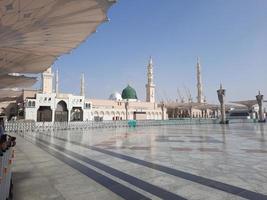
256,91,265,122
217,84,226,124
189,107,192,118
68,109,71,122
217,108,220,118
52,109,55,122
125,101,129,121
160,101,165,120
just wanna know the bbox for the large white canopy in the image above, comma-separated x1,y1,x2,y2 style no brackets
0,74,36,89
231,100,267,108
0,0,115,90
166,102,245,110
0,89,22,102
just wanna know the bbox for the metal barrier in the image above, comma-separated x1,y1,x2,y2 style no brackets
0,135,16,200
227,119,255,124
4,119,222,133
135,118,219,127
6,118,255,133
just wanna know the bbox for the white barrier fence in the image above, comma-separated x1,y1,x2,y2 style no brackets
4,118,257,133
4,119,223,133
5,121,129,132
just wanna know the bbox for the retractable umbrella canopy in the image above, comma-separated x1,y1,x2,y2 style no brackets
0,89,22,97
230,100,267,108
0,0,116,74
0,89,22,102
0,74,37,89
230,100,258,108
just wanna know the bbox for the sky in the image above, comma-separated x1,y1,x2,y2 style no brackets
35,0,267,104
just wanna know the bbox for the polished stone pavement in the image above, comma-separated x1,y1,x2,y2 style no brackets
12,123,267,200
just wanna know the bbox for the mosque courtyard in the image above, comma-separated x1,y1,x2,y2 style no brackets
12,123,267,200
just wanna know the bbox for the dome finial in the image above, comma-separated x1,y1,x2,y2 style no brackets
197,56,200,64
149,56,153,65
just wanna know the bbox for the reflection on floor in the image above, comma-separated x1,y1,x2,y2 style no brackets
13,123,267,200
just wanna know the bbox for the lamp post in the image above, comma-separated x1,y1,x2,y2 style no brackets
217,84,226,124
256,91,265,122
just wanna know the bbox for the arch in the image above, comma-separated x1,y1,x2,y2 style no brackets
121,112,126,120
100,111,104,117
37,106,52,122
71,107,83,121
94,111,99,116
156,112,160,119
55,100,68,122
56,101,68,111
105,111,110,116
111,111,115,116
116,111,120,116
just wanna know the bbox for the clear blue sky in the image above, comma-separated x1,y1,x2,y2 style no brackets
36,0,267,103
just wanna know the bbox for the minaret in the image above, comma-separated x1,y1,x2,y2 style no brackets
196,57,204,103
146,56,155,103
80,73,85,97
42,67,53,94
55,69,59,95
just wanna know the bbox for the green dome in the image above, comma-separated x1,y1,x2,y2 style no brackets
122,85,138,100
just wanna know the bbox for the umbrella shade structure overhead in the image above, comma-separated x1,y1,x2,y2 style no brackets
0,74,37,89
230,100,258,108
0,89,22,98
0,96,18,102
230,100,267,108
165,101,246,110
0,89,23,102
0,0,116,74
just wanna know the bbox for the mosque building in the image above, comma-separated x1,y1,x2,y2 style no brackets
21,57,167,122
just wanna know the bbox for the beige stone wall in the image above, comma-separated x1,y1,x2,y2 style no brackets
89,99,158,110
89,98,165,121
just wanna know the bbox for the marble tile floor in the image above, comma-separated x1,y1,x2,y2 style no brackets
12,123,267,200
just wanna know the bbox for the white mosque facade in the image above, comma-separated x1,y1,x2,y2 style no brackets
22,58,167,122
